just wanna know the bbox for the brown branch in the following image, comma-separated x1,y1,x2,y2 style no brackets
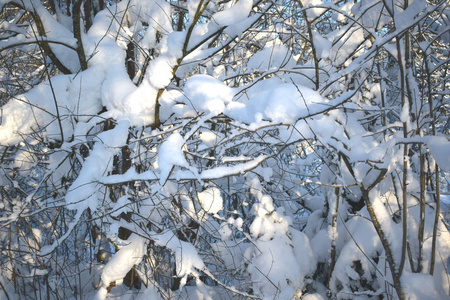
32,11,72,74
341,154,405,299
72,0,88,70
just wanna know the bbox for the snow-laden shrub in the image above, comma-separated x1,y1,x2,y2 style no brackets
1,0,449,299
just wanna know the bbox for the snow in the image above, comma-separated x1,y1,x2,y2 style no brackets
81,0,175,127
395,0,427,30
98,154,268,185
225,8,266,38
100,64,135,103
302,294,325,300
183,74,234,115
309,230,330,262
426,136,450,171
329,26,366,66
152,231,205,289
32,2,80,72
247,44,296,72
312,30,332,59
303,0,328,19
135,285,162,300
110,195,132,217
28,268,49,276
200,155,267,180
401,272,443,300
329,214,383,295
2,1,450,299
227,78,324,125
100,234,146,286
65,120,130,211
146,56,175,89
211,0,253,27
180,284,235,300
351,1,390,30
187,0,201,23
199,131,219,147
243,178,318,298
133,0,172,49
158,132,189,183
96,119,130,148
198,187,223,214
0,73,102,145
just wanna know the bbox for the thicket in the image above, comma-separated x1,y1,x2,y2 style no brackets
0,0,449,299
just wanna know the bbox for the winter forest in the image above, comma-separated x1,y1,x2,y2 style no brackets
0,0,449,299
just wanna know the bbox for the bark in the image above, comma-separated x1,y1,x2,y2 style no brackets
72,0,88,71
